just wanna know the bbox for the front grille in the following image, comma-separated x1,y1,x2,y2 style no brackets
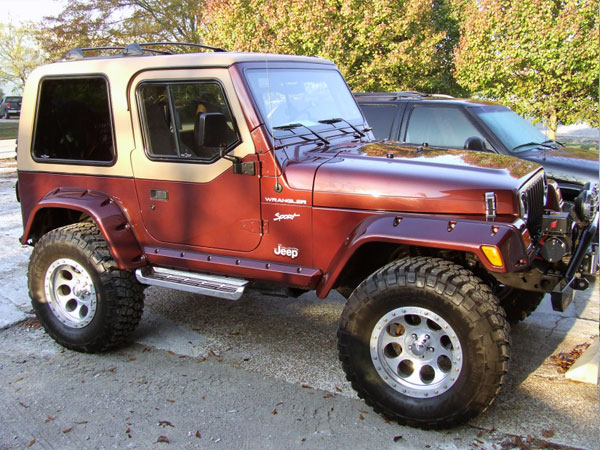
521,173,545,235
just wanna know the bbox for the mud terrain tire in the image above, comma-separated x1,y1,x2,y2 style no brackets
28,222,144,353
337,257,510,429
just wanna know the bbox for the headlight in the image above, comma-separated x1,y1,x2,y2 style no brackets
519,191,530,222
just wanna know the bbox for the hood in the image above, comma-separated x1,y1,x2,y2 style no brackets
517,146,599,186
285,142,542,215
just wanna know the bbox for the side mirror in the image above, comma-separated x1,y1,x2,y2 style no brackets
464,136,487,151
194,112,228,148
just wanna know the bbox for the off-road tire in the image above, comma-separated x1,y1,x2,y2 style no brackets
28,222,144,353
337,256,510,429
497,288,545,324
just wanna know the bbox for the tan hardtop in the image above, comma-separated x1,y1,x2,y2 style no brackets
27,51,334,82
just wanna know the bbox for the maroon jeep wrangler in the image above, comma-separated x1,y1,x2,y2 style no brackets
16,44,598,429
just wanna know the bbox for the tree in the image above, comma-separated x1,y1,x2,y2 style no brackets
202,0,467,95
36,0,204,61
0,23,44,91
454,0,599,139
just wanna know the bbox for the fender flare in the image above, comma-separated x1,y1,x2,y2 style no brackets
316,212,529,298
22,187,146,270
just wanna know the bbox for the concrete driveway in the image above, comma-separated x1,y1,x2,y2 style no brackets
0,155,597,449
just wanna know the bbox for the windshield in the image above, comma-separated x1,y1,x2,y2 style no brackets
472,105,549,153
245,67,364,136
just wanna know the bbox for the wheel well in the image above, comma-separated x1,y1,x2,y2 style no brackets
332,243,473,298
26,207,91,244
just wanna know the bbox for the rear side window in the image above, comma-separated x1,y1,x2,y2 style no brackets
33,77,115,163
405,106,485,148
138,81,239,162
359,104,398,140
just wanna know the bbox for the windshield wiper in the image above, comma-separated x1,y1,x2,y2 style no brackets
511,141,556,152
318,118,367,137
542,139,564,148
273,123,329,145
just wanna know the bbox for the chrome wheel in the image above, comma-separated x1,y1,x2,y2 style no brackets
44,258,97,328
370,306,463,398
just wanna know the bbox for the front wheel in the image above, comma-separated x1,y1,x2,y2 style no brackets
337,257,510,429
28,222,144,352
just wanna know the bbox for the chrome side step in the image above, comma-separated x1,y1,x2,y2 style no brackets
135,267,248,301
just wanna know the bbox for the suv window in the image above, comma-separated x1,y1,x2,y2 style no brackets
360,104,398,140
405,106,485,149
139,81,239,162
33,77,115,163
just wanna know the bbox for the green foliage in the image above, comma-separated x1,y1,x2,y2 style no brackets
202,0,466,95
36,0,204,61
454,0,599,138
0,122,19,140
0,23,44,91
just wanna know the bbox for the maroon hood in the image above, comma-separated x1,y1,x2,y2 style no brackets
284,142,542,216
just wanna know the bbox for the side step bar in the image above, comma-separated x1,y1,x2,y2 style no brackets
135,267,248,301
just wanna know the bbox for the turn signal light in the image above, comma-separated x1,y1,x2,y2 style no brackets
481,245,504,268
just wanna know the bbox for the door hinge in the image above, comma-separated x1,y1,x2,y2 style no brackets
240,219,268,234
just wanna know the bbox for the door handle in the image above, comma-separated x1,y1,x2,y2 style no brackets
150,189,169,201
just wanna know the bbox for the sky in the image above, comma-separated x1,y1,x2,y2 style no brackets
1,0,66,25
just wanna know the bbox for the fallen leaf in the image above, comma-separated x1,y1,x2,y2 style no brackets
108,367,116,373
359,414,364,420
27,439,35,447
360,410,368,414
178,355,186,359
335,386,342,393
15,377,24,382
195,431,201,438
168,351,175,356
549,341,593,373
209,350,220,357
44,416,55,423
128,357,136,361
541,429,554,438
272,409,278,415
323,393,334,398
63,427,72,434
156,435,169,443
75,421,88,425
158,420,174,428
201,396,206,400
301,384,313,389
393,435,403,442
125,428,131,433
167,399,175,403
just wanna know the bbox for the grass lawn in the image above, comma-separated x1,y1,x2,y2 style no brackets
0,122,18,140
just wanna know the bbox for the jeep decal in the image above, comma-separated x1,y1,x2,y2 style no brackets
273,244,299,259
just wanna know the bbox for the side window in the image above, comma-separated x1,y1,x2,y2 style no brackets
405,106,485,149
139,81,239,162
359,104,398,140
33,77,115,163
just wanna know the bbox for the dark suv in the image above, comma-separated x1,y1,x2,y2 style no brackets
356,92,598,202
16,44,598,429
0,95,22,119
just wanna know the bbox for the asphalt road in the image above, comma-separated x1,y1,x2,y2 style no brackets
0,157,598,449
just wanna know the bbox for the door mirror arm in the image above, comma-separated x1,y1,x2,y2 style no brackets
220,149,256,176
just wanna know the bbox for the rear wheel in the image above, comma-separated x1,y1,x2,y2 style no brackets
28,222,144,352
338,257,510,429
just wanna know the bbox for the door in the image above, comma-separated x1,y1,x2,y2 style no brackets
131,70,261,252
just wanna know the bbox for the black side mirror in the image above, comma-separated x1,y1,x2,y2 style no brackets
464,136,487,151
194,112,228,148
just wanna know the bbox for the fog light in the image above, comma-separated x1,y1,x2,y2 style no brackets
481,245,504,268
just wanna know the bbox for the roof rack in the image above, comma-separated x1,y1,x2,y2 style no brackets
353,91,455,101
65,42,226,60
